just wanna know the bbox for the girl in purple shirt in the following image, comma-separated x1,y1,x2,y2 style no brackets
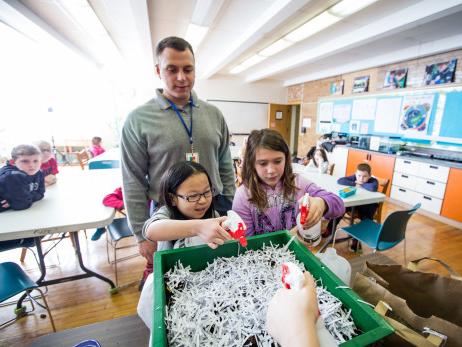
232,129,345,236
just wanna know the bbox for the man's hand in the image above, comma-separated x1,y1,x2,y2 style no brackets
138,240,157,261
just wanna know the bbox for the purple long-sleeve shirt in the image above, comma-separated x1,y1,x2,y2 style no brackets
232,175,345,236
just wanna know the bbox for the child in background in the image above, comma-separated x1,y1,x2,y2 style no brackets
326,162,378,251
301,146,316,166
232,129,344,236
0,144,45,212
137,161,232,334
36,140,58,186
89,136,105,158
143,161,231,250
91,187,125,241
307,148,329,174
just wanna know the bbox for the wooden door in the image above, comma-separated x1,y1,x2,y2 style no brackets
268,104,291,144
441,168,462,222
346,149,368,176
369,153,395,196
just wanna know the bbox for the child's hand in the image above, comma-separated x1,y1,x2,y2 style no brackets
197,216,232,249
301,197,326,229
1,200,10,209
266,272,320,347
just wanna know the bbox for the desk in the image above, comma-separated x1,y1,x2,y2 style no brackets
0,169,122,307
292,163,385,251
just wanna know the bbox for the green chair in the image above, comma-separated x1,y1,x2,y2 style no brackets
0,262,56,332
333,203,421,263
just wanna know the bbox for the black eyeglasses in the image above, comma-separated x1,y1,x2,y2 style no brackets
176,188,214,203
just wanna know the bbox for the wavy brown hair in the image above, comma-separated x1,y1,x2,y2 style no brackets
242,129,297,210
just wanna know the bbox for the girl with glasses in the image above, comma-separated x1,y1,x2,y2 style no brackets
142,161,231,250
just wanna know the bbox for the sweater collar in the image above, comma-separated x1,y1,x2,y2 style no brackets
156,89,199,110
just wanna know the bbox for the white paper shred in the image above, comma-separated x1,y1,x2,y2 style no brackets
164,243,358,346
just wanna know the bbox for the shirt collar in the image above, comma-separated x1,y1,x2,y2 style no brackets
156,89,199,111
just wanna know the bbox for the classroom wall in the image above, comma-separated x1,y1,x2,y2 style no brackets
288,49,462,157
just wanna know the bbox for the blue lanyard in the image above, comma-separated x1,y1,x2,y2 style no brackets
167,99,194,145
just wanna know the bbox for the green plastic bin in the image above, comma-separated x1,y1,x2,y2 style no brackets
152,230,393,346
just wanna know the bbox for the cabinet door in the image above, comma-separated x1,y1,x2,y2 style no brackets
441,168,462,222
369,153,395,196
346,149,368,176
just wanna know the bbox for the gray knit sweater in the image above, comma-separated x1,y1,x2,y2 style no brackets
121,89,235,241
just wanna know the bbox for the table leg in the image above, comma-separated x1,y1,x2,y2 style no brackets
317,206,356,253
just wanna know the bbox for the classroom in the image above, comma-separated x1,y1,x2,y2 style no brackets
1,1,461,346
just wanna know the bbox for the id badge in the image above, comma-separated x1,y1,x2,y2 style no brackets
186,152,199,163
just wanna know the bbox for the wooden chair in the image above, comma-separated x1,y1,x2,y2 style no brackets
77,149,90,170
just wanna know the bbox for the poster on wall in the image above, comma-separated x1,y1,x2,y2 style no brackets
318,102,333,122
351,98,377,120
399,94,434,136
332,103,351,123
352,76,370,93
349,120,360,133
330,80,344,95
424,59,457,85
383,68,408,88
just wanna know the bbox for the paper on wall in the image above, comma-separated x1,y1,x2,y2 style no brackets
331,123,341,132
302,118,312,128
351,98,377,120
374,97,402,134
360,123,369,134
319,102,333,122
319,122,332,134
349,120,360,133
332,103,351,124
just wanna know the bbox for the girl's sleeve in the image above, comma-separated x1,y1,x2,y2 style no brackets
103,187,124,210
52,158,59,175
304,180,345,219
232,186,255,236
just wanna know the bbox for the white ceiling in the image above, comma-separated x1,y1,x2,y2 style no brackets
2,0,462,89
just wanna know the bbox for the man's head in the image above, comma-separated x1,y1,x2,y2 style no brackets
155,37,195,106
355,163,372,184
11,144,41,176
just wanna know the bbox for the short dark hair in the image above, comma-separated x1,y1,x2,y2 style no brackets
11,144,40,160
159,161,214,219
92,136,102,144
357,163,371,175
155,36,194,59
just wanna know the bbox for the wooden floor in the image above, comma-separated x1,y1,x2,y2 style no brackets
1,201,461,347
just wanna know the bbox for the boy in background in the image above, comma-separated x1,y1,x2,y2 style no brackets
89,136,105,157
326,163,378,251
0,144,45,212
36,140,59,186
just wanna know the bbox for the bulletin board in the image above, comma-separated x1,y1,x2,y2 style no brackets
438,91,462,142
316,89,445,141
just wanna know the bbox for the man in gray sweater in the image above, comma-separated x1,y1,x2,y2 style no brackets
121,37,236,285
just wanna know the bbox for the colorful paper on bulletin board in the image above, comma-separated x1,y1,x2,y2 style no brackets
399,94,434,136
332,103,351,123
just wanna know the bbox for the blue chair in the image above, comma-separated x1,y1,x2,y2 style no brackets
333,203,421,263
0,262,56,332
105,218,139,286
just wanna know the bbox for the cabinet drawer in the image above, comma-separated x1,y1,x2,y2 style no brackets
419,163,449,183
392,172,416,190
394,158,419,175
390,185,416,205
415,193,443,214
415,177,446,199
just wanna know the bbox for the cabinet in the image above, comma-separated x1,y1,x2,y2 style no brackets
441,168,462,222
346,149,395,196
391,158,449,215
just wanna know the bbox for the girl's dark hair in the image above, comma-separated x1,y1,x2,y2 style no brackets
313,148,328,167
159,161,214,219
306,146,316,160
242,129,297,210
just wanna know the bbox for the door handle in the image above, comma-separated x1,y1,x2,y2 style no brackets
402,175,409,178
426,181,435,185
423,196,432,201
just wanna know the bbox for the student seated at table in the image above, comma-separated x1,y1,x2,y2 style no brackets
36,140,59,186
307,148,329,174
89,136,105,158
325,162,378,252
232,129,344,237
91,187,125,241
0,144,45,213
301,146,316,166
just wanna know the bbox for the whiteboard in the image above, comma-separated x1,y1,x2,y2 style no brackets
208,100,268,134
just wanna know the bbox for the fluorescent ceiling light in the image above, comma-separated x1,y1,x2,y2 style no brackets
259,38,294,57
185,23,209,51
230,54,266,74
329,0,379,17
285,11,341,42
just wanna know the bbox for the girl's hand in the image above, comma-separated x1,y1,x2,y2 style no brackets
197,216,232,249
303,197,326,229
